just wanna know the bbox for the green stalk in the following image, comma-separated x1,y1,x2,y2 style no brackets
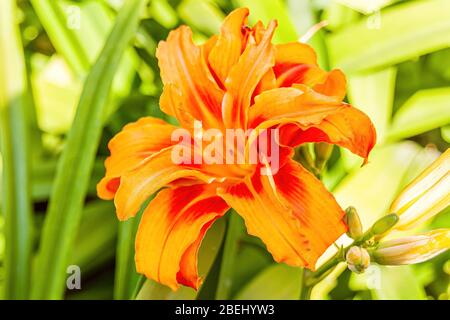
31,0,147,299
215,211,244,299
0,0,34,299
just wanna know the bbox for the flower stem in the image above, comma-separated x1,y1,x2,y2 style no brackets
299,252,343,300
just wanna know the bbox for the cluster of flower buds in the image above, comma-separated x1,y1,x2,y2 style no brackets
344,149,450,273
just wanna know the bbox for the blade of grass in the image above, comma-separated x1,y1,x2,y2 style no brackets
31,0,147,299
215,211,244,299
0,0,34,299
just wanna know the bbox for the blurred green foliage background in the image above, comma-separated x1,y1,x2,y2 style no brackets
0,0,449,300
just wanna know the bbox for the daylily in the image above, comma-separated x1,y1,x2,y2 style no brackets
97,8,376,290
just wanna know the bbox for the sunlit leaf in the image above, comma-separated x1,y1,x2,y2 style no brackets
0,0,34,299
178,0,224,35
328,0,450,73
387,87,450,141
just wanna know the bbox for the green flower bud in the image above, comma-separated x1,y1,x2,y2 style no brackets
344,206,363,239
371,213,399,236
346,246,370,274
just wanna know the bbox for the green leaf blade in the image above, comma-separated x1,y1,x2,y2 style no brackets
0,0,35,299
31,0,147,299
328,0,450,73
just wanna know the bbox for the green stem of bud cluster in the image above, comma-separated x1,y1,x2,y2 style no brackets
341,209,400,274
349,212,399,246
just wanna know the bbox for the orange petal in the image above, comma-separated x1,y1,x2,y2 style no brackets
273,42,319,88
273,159,347,267
273,43,346,97
275,64,325,88
97,117,177,200
252,68,277,103
135,184,229,290
160,84,196,130
208,8,249,87
218,169,309,266
275,42,318,66
114,147,217,220
218,161,346,268
157,26,224,128
222,20,277,129
248,86,376,160
248,86,342,127
313,69,347,100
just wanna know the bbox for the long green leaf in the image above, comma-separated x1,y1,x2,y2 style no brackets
327,0,450,73
215,211,244,299
178,0,224,35
387,87,450,141
31,0,147,299
29,0,90,75
0,0,34,299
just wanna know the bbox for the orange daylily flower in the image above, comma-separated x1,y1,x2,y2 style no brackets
97,8,376,291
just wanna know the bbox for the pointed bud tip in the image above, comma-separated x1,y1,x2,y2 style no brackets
344,206,363,239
